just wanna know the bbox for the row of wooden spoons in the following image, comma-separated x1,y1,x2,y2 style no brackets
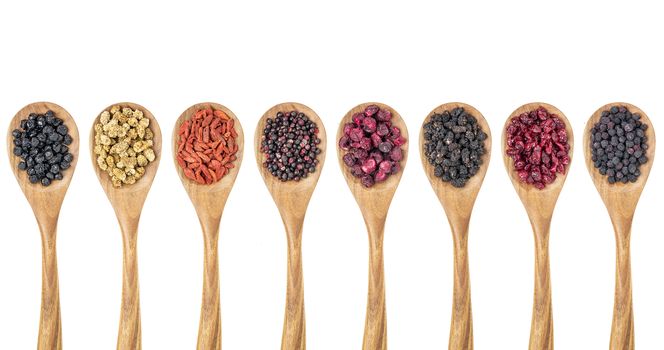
6,101,655,350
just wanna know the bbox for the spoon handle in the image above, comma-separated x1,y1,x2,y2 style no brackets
363,232,387,350
450,234,473,350
530,234,553,350
282,233,306,350
610,221,634,350
118,230,141,350
38,234,62,350
198,226,222,350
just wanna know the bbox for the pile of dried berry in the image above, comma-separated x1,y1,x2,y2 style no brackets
338,104,406,188
423,107,488,188
176,107,239,184
12,110,74,186
505,106,571,189
261,111,321,181
590,106,649,184
94,105,156,187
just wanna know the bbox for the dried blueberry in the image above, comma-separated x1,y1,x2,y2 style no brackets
590,105,649,184
11,110,74,186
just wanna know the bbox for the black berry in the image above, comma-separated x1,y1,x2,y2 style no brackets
260,110,322,182
11,110,75,186
423,107,487,188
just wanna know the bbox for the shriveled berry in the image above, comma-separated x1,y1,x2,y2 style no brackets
364,105,379,117
378,142,392,153
360,174,375,187
374,170,388,182
376,109,392,122
361,158,377,174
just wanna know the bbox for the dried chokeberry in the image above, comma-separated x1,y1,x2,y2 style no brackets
12,110,74,187
423,107,488,188
505,106,570,190
261,110,322,181
339,104,407,188
590,105,650,184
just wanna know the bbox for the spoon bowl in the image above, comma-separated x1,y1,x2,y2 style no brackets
337,102,409,216
584,102,655,350
90,102,161,350
337,102,408,350
502,102,574,350
173,102,244,350
419,102,491,350
7,101,79,350
254,102,326,350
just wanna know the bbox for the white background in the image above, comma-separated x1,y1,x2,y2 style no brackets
0,1,662,349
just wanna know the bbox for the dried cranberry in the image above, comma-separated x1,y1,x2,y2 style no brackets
351,147,368,160
378,141,393,153
376,123,390,137
349,127,364,142
359,137,372,150
352,113,364,126
361,174,374,187
370,151,384,164
364,105,379,117
361,158,377,174
343,122,354,135
393,136,406,146
370,133,382,147
374,170,388,182
376,109,392,122
338,136,351,150
351,164,363,177
505,106,570,189
343,153,355,167
389,147,403,161
379,160,392,173
363,117,377,133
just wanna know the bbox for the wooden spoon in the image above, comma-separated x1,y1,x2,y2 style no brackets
90,102,162,350
419,102,491,350
502,102,574,350
583,102,656,350
337,102,409,350
173,103,244,350
254,102,327,350
7,102,79,350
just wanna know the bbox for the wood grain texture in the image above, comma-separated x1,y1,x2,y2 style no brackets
502,102,574,350
584,102,656,350
337,102,409,350
419,103,492,350
7,102,79,350
254,102,327,350
90,102,162,350
173,103,244,350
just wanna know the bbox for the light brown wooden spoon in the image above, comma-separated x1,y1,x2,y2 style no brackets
419,102,491,350
7,102,79,350
173,103,244,350
584,102,656,350
90,102,162,350
337,102,409,350
502,102,574,350
254,102,327,350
